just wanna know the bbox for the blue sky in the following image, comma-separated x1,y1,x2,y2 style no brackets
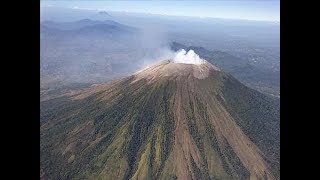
41,0,280,22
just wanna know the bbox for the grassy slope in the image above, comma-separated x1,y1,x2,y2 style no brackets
41,77,176,180
218,74,280,179
41,72,279,180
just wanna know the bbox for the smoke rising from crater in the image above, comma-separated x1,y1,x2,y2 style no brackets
173,49,203,64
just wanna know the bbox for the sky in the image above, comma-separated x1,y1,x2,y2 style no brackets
41,0,280,22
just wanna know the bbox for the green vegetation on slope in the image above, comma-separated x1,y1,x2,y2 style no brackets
41,69,279,180
218,74,280,179
41,78,177,180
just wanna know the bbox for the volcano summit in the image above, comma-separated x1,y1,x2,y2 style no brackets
133,59,220,82
40,59,279,180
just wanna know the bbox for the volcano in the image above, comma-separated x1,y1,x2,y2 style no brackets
40,60,279,180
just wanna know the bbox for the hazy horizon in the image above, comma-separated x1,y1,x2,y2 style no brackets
41,0,280,22
41,0,280,99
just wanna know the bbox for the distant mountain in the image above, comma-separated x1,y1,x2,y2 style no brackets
98,11,112,17
40,19,137,42
75,22,137,36
40,19,141,95
41,19,138,33
41,60,279,180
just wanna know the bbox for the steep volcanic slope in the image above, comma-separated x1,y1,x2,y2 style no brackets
40,60,279,180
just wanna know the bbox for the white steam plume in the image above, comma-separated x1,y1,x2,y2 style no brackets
173,49,203,65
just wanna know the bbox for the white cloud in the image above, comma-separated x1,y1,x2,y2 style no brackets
173,49,203,65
